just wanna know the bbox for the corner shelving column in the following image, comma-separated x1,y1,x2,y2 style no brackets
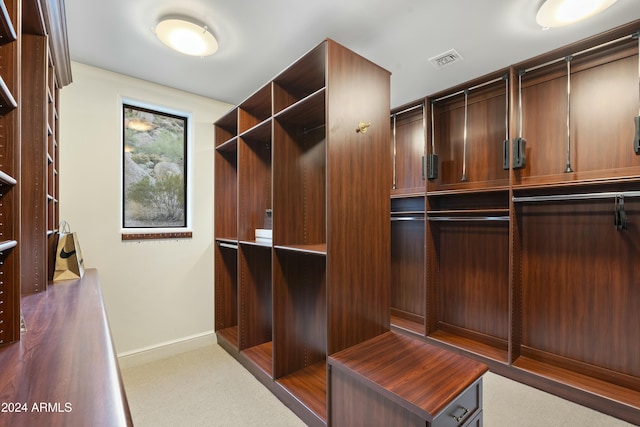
0,0,20,345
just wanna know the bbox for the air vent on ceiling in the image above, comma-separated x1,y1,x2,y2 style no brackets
429,49,463,69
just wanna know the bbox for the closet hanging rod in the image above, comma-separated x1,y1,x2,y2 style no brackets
513,190,640,203
428,216,509,222
432,76,506,103
521,32,637,75
217,242,239,250
391,216,424,222
390,103,424,118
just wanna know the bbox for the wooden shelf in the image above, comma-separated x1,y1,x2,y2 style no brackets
428,328,509,364
0,0,16,46
512,355,640,425
0,74,17,116
390,312,425,336
0,169,17,185
274,243,327,255
277,361,327,423
241,341,273,377
0,239,17,252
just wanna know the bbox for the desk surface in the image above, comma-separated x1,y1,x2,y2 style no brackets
0,269,132,427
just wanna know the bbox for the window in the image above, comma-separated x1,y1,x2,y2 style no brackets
122,102,190,237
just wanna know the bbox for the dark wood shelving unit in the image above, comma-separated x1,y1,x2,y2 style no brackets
389,20,640,425
215,38,393,426
0,0,21,346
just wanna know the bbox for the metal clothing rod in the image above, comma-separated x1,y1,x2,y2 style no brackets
432,76,505,103
218,242,239,250
389,103,423,118
564,56,574,173
521,33,637,75
513,191,640,203
0,240,18,252
504,76,509,141
392,113,397,189
428,216,509,222
391,216,424,222
303,123,325,135
518,70,525,138
461,90,468,182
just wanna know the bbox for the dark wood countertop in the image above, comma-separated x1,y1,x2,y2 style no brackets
328,331,489,421
0,269,132,427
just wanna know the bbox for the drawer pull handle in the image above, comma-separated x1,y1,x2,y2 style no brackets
451,406,470,422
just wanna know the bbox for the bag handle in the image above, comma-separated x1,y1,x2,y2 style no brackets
59,220,71,234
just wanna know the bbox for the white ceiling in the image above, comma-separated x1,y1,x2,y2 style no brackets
64,0,640,109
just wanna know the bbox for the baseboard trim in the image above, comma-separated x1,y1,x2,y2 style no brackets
117,331,217,369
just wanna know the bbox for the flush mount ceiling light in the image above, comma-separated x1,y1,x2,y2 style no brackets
536,0,618,28
155,17,218,56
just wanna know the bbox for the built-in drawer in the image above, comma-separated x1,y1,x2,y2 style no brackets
432,379,481,427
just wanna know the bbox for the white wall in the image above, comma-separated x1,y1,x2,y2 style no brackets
59,62,231,356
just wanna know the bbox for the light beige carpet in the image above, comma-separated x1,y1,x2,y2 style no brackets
121,344,633,426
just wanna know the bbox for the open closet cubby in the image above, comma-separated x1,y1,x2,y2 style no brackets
426,190,510,364
390,195,425,336
214,38,391,426
389,21,640,424
273,88,326,254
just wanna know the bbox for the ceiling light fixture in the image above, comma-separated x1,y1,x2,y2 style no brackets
536,0,618,28
155,17,218,57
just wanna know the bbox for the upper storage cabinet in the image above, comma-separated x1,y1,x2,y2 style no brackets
513,27,640,188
